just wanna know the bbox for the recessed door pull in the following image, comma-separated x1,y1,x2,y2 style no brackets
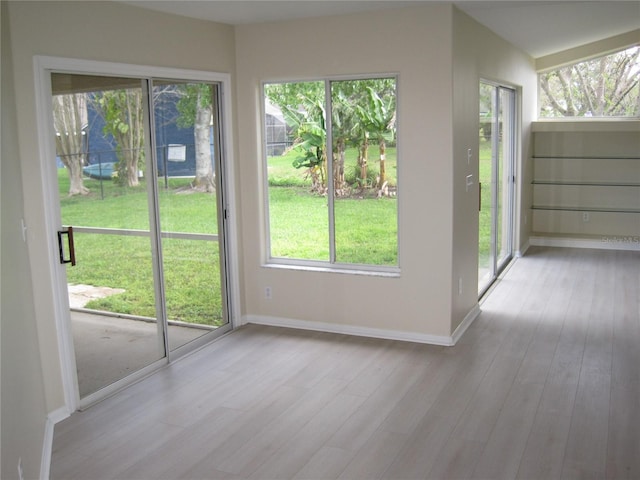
57,226,76,266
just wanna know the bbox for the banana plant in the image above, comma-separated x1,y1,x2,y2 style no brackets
356,87,396,190
280,97,327,193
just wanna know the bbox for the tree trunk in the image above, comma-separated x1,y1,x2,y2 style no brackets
123,149,140,187
53,93,89,195
123,92,141,187
334,137,345,195
192,88,215,192
378,138,386,189
67,160,89,196
360,134,369,186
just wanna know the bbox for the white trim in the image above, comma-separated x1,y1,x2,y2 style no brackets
244,314,469,346
530,235,640,251
218,79,242,330
515,239,530,258
450,304,481,345
40,407,70,480
33,56,242,414
33,55,80,412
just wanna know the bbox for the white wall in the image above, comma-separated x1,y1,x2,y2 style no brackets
3,1,237,476
235,5,457,340
1,4,49,479
3,2,539,475
451,7,537,331
235,5,537,340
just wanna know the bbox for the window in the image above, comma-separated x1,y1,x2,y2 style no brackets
539,45,640,118
263,77,398,270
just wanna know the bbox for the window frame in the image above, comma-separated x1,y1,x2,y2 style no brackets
537,45,640,120
261,74,401,276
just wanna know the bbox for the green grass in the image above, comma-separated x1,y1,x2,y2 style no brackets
60,137,489,321
478,136,512,279
478,138,492,271
267,145,398,265
268,187,397,265
59,171,223,325
60,156,397,324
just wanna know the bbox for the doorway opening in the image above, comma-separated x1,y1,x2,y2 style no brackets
478,82,517,297
41,62,236,409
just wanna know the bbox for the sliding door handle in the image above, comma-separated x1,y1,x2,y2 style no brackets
479,182,482,211
57,226,76,266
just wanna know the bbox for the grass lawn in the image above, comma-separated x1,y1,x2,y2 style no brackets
267,145,398,265
60,139,490,323
59,148,398,324
478,138,492,272
59,171,223,325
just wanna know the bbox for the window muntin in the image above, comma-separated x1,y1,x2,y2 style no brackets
539,45,640,118
263,76,398,270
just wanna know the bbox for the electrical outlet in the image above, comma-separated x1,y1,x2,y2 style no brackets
458,277,463,295
582,212,590,222
18,457,24,480
264,286,272,300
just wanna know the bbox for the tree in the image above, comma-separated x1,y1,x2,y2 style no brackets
355,86,396,192
282,96,327,194
92,88,145,187
264,79,397,195
266,82,328,193
176,84,215,193
53,93,90,196
540,46,640,117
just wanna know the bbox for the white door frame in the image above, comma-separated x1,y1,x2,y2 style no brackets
33,55,241,413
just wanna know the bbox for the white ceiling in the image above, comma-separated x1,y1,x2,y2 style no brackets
122,0,639,58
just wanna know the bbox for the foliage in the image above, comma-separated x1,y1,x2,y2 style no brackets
266,82,328,193
92,89,145,186
264,78,397,194
175,83,213,128
539,46,640,117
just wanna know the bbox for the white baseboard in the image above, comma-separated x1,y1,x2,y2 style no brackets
515,240,530,258
530,235,640,251
244,311,480,347
41,407,71,480
451,304,481,345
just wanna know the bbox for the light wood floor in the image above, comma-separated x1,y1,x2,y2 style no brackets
50,246,640,480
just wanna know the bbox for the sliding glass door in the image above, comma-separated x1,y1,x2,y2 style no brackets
51,72,231,403
478,82,516,296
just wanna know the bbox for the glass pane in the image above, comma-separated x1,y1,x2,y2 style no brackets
478,83,494,293
66,233,163,396
331,78,398,266
497,87,513,268
264,81,329,261
53,73,164,398
153,81,226,350
539,46,640,118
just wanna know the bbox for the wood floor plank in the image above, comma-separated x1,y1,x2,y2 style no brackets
49,247,639,480
471,381,545,479
516,411,574,479
338,430,409,480
293,446,354,480
606,379,640,479
247,392,366,479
